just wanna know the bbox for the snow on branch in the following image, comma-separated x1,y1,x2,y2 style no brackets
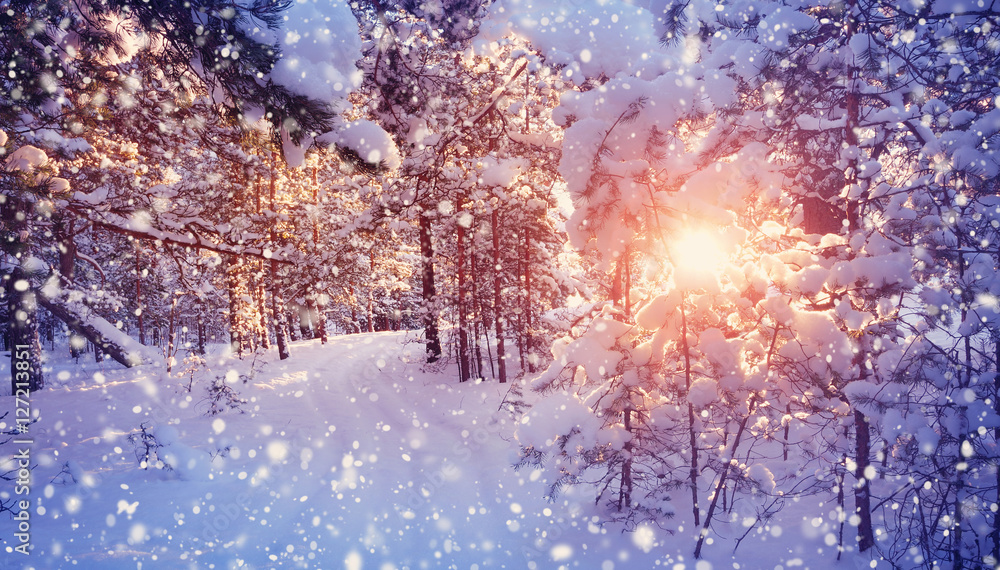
37,291,162,368
66,207,292,264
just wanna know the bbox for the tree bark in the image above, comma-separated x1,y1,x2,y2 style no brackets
226,254,248,356
196,300,206,355
993,340,1000,564
257,280,270,350
268,153,290,360
845,5,872,550
299,305,312,339
491,209,506,383
853,409,874,552
471,237,484,379
54,216,88,358
166,295,179,373
134,244,145,347
419,209,441,362
523,232,535,372
366,292,375,333
619,408,633,511
287,308,300,342
4,189,44,392
457,218,470,382
8,267,44,392
270,259,290,360
515,231,525,371
611,257,624,307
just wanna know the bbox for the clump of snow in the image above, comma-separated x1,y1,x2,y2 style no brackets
22,255,49,275
46,292,163,366
479,156,527,188
747,463,776,494
757,7,817,51
636,291,681,330
269,0,363,102
480,0,669,83
152,424,180,446
687,377,717,408
27,128,92,154
48,177,70,194
4,145,48,172
149,425,212,481
321,119,402,171
519,391,605,455
280,127,308,167
916,426,940,455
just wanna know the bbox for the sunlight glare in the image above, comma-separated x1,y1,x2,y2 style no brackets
670,229,729,275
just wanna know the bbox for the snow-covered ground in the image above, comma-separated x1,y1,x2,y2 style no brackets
2,333,877,569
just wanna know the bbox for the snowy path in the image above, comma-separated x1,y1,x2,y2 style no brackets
3,332,845,569
4,333,569,568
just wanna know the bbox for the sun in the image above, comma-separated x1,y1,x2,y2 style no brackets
669,228,730,286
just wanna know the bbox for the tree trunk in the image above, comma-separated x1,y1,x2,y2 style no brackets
257,281,270,350
287,309,300,342
993,340,1000,564
419,209,441,362
853,409,874,552
844,8,872,551
268,154,290,360
166,295,179,373
471,240,484,379
954,255,973,569
135,244,145,346
270,260,290,360
196,300,207,355
299,305,312,339
4,189,44,392
990,338,1000,566
366,292,375,333
611,257,624,307
457,219,470,382
836,444,847,560
53,216,89,358
619,408,633,511
515,231,526,371
491,209,506,383
624,250,632,315
226,254,247,356
8,267,44,393
523,232,535,373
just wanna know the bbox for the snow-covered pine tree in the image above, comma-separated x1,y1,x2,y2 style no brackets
354,6,568,377
504,0,1000,564
1,0,346,378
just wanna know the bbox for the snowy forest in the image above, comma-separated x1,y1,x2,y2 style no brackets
2,0,1000,568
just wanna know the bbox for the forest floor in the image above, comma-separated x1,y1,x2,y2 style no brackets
0,332,881,569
